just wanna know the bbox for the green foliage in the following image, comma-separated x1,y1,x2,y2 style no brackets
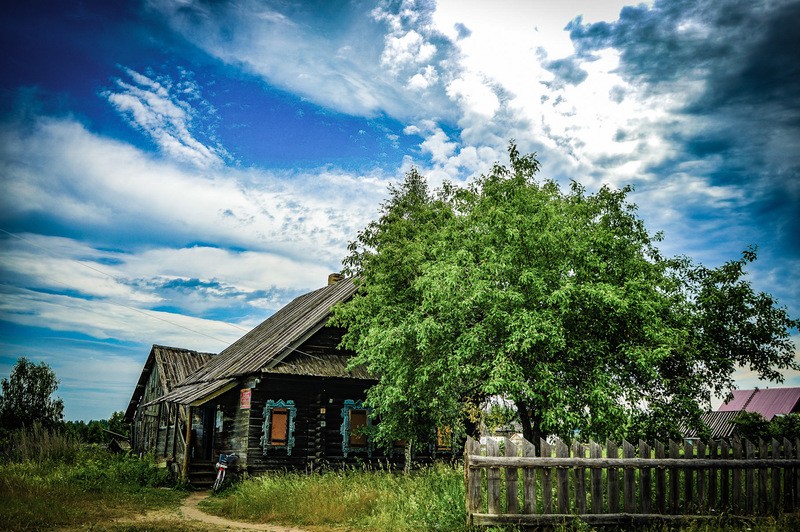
728,411,800,441
0,447,180,530
333,143,800,446
6,422,82,463
0,357,64,432
201,463,466,531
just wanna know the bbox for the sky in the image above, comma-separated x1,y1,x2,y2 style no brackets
1,0,798,421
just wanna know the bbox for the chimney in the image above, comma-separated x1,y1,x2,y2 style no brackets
328,272,345,285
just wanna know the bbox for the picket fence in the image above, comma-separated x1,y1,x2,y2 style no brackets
464,435,800,527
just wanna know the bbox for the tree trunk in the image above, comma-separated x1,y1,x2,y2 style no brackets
516,398,544,446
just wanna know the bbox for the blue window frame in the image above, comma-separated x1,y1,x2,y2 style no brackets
261,399,297,455
341,399,372,457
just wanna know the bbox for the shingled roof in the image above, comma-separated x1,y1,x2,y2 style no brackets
124,345,215,419
149,277,360,405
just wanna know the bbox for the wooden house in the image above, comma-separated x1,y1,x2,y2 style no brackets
132,275,433,480
124,345,214,460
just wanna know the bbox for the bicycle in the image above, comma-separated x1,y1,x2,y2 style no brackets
212,453,237,493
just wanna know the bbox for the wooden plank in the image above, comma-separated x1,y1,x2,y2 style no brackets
556,439,570,514
487,438,501,515
721,440,730,510
540,439,553,514
771,438,781,516
758,439,767,515
573,441,586,515
465,437,482,518
607,440,619,513
655,440,666,514
745,439,755,515
522,439,537,514
623,440,636,513
697,441,706,512
590,441,603,514
732,438,742,512
470,512,757,527
684,440,694,512
708,440,717,511
505,438,519,514
640,440,651,514
784,438,793,512
669,440,680,514
468,455,800,469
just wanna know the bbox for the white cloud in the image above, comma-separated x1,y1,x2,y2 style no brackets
103,67,228,168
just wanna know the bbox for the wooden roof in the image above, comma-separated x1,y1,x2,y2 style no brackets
181,277,358,385
124,344,215,419
147,278,362,406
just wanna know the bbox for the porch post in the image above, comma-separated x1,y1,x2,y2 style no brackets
181,405,192,481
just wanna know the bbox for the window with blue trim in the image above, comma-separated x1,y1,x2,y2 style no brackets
262,399,297,455
341,399,371,457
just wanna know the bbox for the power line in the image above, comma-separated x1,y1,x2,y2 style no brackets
0,228,252,343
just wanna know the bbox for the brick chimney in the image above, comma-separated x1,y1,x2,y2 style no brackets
328,272,345,285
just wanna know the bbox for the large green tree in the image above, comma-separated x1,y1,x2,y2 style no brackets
332,144,799,447
0,357,65,431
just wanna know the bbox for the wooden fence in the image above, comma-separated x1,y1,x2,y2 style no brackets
464,435,800,527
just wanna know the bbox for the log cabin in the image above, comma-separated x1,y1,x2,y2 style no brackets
127,275,448,481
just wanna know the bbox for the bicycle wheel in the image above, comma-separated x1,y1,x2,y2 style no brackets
212,468,225,492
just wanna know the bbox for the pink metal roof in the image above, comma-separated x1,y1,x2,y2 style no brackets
717,387,800,420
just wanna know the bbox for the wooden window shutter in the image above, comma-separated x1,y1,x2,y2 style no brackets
349,409,368,447
270,408,289,445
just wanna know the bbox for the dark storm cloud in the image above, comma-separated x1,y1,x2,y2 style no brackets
567,0,800,259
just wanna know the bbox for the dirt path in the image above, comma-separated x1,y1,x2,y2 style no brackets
113,490,308,531
179,491,308,531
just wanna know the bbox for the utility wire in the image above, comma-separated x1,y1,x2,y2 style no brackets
0,228,252,343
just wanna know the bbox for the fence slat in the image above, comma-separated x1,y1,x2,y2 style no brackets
465,436,482,519
684,440,694,511
556,439,570,514
486,438,501,515
732,439,742,512
505,438,519,514
745,439,755,515
655,440,666,514
772,438,781,516
640,440,651,514
573,441,587,515
784,438,793,512
669,440,680,514
522,440,537,514
697,441,706,512
590,441,603,514
721,439,730,510
540,439,552,514
607,441,619,514
623,440,636,513
758,439,768,515
708,440,718,511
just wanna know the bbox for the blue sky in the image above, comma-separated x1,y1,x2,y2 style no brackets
1,0,798,421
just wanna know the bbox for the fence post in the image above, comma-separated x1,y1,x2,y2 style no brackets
697,440,706,512
505,437,519,514
541,438,553,514
669,440,680,514
758,439,768,515
732,438,742,512
590,441,603,514
623,440,636,513
522,439,537,514
639,440,651,514
486,438,501,515
655,440,666,514
465,436,482,524
607,440,619,514
784,438,793,512
684,440,694,511
708,440,718,511
573,441,587,515
745,439,755,515
771,438,781,516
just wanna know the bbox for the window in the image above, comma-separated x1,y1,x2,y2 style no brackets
436,426,453,453
341,399,372,457
261,399,297,455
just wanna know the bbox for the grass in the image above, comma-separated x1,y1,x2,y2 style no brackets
200,462,467,531
0,427,184,531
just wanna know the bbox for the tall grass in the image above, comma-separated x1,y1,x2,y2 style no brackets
201,462,467,531
0,444,180,530
5,422,82,463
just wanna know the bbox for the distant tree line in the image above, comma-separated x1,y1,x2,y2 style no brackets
0,357,128,444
